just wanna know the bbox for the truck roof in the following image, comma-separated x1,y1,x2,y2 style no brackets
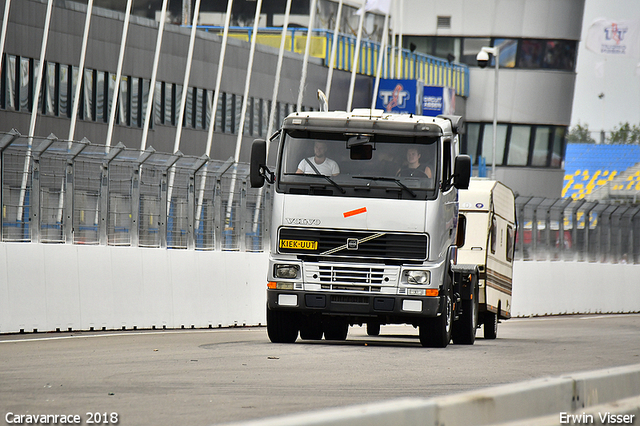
281,109,462,138
459,178,516,223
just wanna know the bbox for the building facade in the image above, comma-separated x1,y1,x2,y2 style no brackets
398,0,585,197
1,0,585,197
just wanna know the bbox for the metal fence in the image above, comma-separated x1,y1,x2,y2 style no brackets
515,196,640,264
2,129,640,263
0,130,270,251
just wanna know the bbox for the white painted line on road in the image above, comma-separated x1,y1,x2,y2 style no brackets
0,327,262,344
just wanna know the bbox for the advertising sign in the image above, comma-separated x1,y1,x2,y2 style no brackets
375,79,422,114
422,86,456,117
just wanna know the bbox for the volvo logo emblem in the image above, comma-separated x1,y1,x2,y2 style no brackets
347,238,359,250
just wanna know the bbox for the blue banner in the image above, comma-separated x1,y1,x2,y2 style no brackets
375,79,422,114
422,86,456,117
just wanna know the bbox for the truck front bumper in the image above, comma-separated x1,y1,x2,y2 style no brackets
267,289,441,319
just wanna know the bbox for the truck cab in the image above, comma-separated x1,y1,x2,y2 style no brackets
251,109,472,347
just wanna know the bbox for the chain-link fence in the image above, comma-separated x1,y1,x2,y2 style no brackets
0,130,271,252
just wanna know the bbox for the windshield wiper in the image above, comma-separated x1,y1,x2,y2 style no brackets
285,173,346,194
352,176,416,198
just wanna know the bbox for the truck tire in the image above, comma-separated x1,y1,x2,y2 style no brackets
483,308,498,340
299,315,323,340
366,322,380,336
419,286,453,348
452,285,479,345
323,318,348,341
266,307,299,343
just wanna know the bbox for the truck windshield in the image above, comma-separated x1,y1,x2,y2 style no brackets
277,130,439,199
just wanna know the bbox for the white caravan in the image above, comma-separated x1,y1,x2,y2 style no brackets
457,178,516,339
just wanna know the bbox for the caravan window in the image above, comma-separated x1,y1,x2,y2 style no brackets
490,217,497,254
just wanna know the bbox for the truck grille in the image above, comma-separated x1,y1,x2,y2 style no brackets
278,228,428,261
304,263,399,290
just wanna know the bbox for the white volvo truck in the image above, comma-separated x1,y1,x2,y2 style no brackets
250,108,476,347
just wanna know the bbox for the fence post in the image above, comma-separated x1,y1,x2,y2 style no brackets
64,139,89,244
30,135,57,243
0,130,21,241
188,155,208,250
214,175,222,251
240,178,248,252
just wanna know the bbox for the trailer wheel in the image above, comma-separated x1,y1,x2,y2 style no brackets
483,307,498,340
419,286,453,348
366,322,380,336
324,318,348,341
266,307,299,343
452,285,479,345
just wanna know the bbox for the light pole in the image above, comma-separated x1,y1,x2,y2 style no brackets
476,45,500,180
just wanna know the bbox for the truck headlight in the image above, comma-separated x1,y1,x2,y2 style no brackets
405,270,430,285
274,264,300,279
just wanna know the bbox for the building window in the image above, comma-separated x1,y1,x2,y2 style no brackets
480,123,508,166
96,71,106,122
130,77,139,127
506,125,530,166
532,126,551,167
551,127,565,168
461,38,490,65
82,68,93,121
20,57,30,112
493,39,517,68
518,40,545,69
3,55,18,110
464,122,567,169
205,90,213,130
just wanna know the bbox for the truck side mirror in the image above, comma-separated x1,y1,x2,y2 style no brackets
453,155,471,189
250,139,267,188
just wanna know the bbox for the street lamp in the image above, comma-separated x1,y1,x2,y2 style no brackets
476,45,500,180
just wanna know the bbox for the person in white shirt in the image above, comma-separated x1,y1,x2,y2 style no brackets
296,141,340,176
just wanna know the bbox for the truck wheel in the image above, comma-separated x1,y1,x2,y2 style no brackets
366,322,380,336
452,287,479,345
299,315,323,340
323,319,348,341
266,307,299,343
483,309,498,340
419,287,453,348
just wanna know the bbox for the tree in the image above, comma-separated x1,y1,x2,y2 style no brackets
609,122,640,145
567,122,596,144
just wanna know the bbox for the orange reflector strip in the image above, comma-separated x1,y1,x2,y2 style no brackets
344,207,367,218
425,289,439,297
267,282,277,289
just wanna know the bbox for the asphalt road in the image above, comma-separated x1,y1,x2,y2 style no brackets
1,314,640,426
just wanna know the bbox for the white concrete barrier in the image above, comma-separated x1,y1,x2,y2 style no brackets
0,242,269,333
218,364,640,426
1,241,639,333
511,261,640,317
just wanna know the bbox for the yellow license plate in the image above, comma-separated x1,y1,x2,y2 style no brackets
279,239,318,250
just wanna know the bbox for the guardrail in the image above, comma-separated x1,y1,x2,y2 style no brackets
220,363,640,426
196,26,470,97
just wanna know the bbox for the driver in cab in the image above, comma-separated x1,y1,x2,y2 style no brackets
397,147,432,178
